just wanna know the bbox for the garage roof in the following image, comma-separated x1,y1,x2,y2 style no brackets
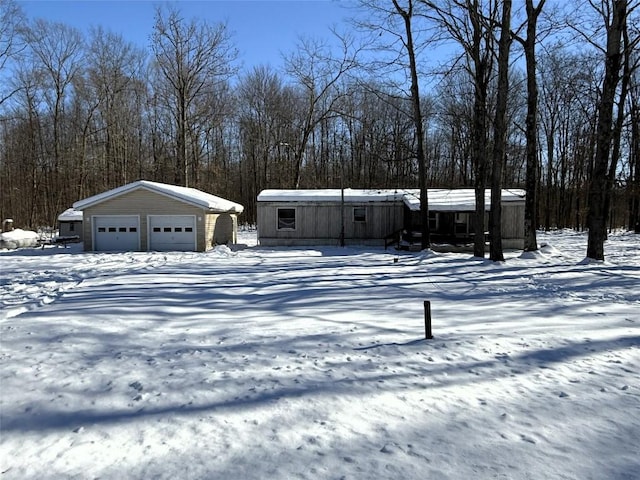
73,180,244,213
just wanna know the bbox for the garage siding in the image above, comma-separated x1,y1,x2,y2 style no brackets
82,189,207,251
205,212,237,246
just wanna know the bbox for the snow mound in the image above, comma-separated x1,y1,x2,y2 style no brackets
519,250,546,260
211,244,236,257
578,256,606,265
0,229,39,249
539,242,562,256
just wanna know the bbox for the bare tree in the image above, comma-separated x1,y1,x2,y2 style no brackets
236,65,291,221
488,0,512,262
0,0,25,106
629,52,640,232
584,0,634,260
86,27,147,192
283,33,359,190
389,0,431,248
427,0,498,257
23,19,84,224
151,5,237,187
512,0,545,252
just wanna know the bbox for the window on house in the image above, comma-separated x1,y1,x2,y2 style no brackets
454,213,469,234
69,223,75,232
429,211,438,231
108,227,116,232
175,227,183,232
119,227,127,232
353,207,366,223
130,227,137,233
163,227,171,232
277,208,296,230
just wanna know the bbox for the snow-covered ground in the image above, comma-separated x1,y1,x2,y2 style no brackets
1,230,638,480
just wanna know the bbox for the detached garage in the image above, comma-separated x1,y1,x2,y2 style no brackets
73,180,244,252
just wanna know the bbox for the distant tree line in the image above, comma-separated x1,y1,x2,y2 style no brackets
0,0,638,260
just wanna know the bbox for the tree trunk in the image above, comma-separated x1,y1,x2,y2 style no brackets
393,0,430,249
489,0,511,262
630,98,640,232
586,0,627,260
468,0,491,258
521,0,545,251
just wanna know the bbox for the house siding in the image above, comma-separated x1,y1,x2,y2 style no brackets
258,201,404,246
82,189,207,251
501,204,524,239
500,203,525,249
59,221,83,240
257,191,526,250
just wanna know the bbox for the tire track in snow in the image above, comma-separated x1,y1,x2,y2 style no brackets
0,269,84,320
0,250,202,320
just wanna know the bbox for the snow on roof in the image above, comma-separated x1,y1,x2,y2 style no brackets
257,189,406,203
258,188,525,211
73,180,244,213
404,188,526,211
58,208,83,221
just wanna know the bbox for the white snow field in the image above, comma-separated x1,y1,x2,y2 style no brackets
1,230,638,480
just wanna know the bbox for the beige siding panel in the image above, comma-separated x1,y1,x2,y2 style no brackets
213,213,235,244
204,213,217,249
204,213,239,246
82,189,208,251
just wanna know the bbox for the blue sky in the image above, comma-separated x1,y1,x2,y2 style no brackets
19,0,354,72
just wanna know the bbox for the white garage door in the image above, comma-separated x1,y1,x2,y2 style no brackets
149,215,196,251
93,216,140,251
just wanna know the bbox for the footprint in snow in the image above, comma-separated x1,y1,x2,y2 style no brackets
520,434,536,444
129,381,143,392
380,443,403,454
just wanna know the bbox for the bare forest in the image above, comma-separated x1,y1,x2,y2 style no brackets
1,0,638,260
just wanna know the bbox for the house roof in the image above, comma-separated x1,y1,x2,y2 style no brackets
257,188,525,211
73,180,244,213
257,189,405,203
58,208,83,221
403,188,526,212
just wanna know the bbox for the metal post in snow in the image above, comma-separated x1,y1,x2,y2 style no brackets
424,300,433,339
